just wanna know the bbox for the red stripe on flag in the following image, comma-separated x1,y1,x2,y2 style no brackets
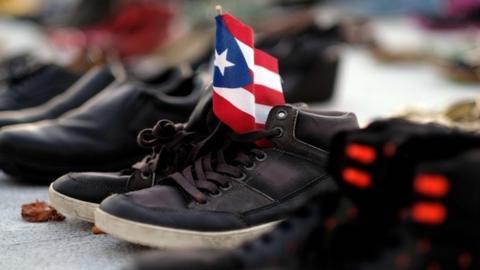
243,71,255,94
254,49,279,73
221,13,254,47
254,123,273,147
255,123,266,129
213,91,256,134
254,84,285,106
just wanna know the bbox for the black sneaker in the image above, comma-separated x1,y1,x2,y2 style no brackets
328,118,480,222
0,63,81,111
49,93,222,222
0,70,209,183
95,105,359,249
129,182,340,270
325,149,480,270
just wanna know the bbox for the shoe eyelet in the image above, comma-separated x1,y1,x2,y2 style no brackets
233,172,247,181
140,172,151,180
274,127,284,138
276,109,288,120
221,182,233,191
256,151,267,162
244,162,256,170
209,190,222,198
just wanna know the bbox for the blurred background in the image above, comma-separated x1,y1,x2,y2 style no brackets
0,0,480,126
1,0,480,269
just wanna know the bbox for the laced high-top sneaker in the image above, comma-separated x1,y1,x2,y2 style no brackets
49,93,223,222
129,181,341,270
94,105,359,249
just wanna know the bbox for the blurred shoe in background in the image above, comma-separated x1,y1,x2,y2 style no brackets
0,66,208,183
324,121,480,270
328,119,480,221
256,9,344,103
0,53,41,83
48,0,179,60
0,64,117,128
0,60,80,111
397,98,480,132
40,0,117,27
418,0,480,29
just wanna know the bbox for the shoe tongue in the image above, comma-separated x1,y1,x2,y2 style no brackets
185,88,215,133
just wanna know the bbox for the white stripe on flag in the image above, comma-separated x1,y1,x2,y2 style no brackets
213,87,272,125
235,39,254,69
255,103,273,124
235,38,282,92
213,86,256,118
253,65,283,93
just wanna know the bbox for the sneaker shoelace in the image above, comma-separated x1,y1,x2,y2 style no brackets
128,119,198,180
166,128,281,204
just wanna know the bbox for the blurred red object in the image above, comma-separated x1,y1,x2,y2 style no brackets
417,0,480,30
448,0,480,16
49,0,178,59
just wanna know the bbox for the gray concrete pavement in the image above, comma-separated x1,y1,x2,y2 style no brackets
0,173,147,270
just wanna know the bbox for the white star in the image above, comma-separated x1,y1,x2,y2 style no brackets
214,49,235,76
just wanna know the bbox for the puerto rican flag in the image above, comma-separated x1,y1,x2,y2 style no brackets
213,13,285,134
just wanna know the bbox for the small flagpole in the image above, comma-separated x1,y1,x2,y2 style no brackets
215,5,224,16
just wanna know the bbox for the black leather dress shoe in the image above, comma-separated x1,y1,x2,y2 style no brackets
0,65,116,128
0,64,81,111
95,105,359,249
0,53,41,83
0,70,209,183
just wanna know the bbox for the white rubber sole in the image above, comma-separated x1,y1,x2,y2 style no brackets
95,208,280,249
48,184,99,223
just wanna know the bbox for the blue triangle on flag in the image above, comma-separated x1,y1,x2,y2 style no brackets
213,16,253,88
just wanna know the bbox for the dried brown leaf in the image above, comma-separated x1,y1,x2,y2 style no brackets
91,225,105,235
21,200,65,222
